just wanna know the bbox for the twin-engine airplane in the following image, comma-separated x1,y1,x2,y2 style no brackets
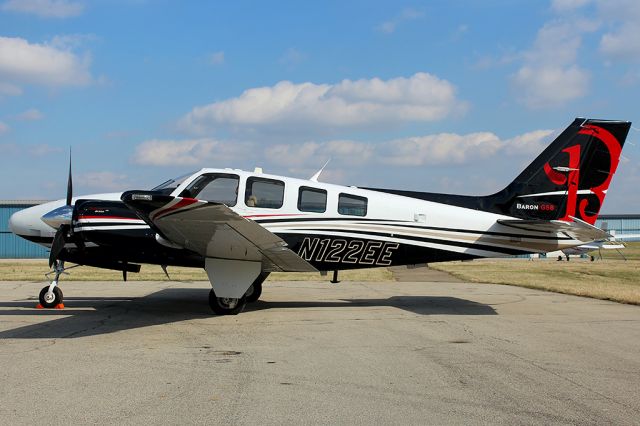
8,118,631,314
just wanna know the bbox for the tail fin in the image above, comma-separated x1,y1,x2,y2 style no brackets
491,118,631,224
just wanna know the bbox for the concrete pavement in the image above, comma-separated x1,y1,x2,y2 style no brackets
0,278,639,424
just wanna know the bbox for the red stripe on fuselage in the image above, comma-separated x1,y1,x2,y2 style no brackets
77,215,141,221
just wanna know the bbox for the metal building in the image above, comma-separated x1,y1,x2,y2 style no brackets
1,201,50,259
596,214,640,241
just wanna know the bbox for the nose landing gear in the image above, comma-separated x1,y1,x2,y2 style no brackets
38,261,75,309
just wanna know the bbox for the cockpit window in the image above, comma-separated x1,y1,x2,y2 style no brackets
179,173,239,206
151,171,195,195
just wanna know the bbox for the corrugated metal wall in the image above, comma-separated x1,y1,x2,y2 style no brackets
596,215,640,241
0,205,49,259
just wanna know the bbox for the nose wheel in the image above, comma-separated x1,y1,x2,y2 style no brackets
38,260,74,309
39,285,63,308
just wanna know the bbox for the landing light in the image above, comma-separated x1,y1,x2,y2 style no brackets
132,194,153,201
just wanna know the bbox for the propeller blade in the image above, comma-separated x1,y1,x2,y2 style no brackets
66,148,73,206
49,225,67,268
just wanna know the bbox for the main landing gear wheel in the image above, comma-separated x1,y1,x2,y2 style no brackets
208,289,246,315
39,286,63,308
245,272,269,303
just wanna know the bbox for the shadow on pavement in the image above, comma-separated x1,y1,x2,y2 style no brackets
0,288,496,339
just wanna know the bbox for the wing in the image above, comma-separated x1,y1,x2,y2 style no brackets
498,215,610,242
121,192,317,273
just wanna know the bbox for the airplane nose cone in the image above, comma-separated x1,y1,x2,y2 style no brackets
8,208,32,236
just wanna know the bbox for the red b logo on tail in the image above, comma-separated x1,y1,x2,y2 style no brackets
543,125,621,225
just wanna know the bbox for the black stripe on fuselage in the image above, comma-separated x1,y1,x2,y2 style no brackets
279,228,532,256
254,217,572,241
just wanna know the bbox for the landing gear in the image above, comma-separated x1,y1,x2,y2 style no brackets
39,286,63,308
208,288,246,315
39,261,67,308
245,272,269,303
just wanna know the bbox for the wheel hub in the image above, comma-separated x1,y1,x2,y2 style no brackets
219,297,239,309
43,291,55,304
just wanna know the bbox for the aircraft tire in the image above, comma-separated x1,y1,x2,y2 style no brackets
39,286,63,308
245,282,262,303
208,289,246,315
245,273,269,303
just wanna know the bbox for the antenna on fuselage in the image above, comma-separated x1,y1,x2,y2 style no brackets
310,159,330,182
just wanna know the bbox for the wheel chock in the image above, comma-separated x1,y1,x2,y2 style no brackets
35,303,65,309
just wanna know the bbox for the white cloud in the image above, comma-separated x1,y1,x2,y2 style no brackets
0,36,93,92
512,65,590,108
380,132,502,166
179,73,466,134
382,129,554,166
0,82,22,96
265,140,374,167
15,108,44,121
511,20,596,108
28,144,62,156
598,0,640,60
551,0,591,12
208,51,225,65
0,121,9,134
265,128,554,170
132,138,252,166
376,8,424,34
279,47,306,68
1,0,84,18
79,172,129,192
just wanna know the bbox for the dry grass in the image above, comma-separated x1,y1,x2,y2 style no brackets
0,259,391,282
3,243,638,305
430,242,640,305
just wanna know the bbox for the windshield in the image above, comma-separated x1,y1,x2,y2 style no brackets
151,171,196,194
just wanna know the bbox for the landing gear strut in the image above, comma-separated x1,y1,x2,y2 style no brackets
39,261,67,308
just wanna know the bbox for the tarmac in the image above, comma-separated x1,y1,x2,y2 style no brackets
0,269,639,425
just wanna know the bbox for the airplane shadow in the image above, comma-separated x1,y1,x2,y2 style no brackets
0,288,496,339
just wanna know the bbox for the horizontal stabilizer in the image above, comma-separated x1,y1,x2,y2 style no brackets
497,216,610,242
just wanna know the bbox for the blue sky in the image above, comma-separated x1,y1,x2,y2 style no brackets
0,0,639,213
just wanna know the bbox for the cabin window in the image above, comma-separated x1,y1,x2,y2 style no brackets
179,173,239,206
245,177,285,209
338,193,367,216
298,187,327,213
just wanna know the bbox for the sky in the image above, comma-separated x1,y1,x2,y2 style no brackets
0,0,639,213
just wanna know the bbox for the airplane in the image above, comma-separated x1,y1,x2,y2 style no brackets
559,232,640,260
8,118,631,315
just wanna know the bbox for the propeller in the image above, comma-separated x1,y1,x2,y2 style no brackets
47,149,73,268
